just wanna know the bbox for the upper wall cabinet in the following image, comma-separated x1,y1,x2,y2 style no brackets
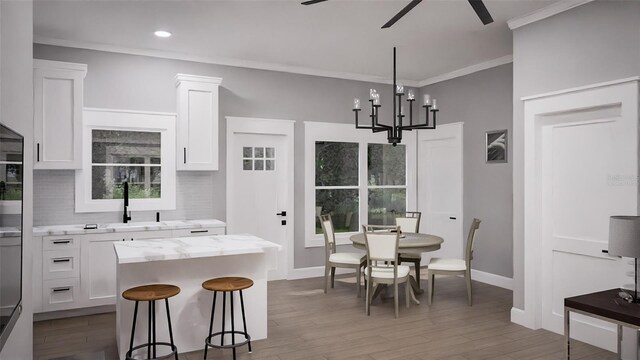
34,60,87,170
175,74,223,171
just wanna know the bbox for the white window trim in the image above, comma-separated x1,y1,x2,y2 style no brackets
75,108,177,213
304,121,416,248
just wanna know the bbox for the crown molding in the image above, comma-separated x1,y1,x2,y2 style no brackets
417,55,513,88
507,0,594,30
34,36,420,87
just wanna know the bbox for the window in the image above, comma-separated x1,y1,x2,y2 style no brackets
76,109,176,213
314,141,359,234
305,122,416,247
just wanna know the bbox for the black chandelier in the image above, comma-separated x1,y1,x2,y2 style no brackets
352,47,439,146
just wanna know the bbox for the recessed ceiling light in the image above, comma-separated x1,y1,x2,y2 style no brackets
154,30,172,38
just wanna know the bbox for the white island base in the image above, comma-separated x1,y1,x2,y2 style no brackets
114,235,279,359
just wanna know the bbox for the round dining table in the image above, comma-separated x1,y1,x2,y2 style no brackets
349,232,444,301
349,232,444,254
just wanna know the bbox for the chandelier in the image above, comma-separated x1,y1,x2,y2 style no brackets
352,47,439,146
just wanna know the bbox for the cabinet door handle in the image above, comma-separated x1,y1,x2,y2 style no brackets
52,258,71,263
37,143,40,162
52,287,71,293
184,147,187,164
191,229,209,234
52,240,71,245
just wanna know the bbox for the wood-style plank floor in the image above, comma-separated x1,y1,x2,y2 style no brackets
34,273,614,360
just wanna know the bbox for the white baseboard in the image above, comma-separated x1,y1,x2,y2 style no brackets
287,266,354,280
510,307,534,328
471,269,513,290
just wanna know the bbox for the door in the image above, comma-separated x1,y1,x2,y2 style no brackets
227,117,294,280
540,105,634,352
417,122,463,263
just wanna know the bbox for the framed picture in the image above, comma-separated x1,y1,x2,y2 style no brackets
486,129,508,163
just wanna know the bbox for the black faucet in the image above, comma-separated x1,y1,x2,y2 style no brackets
122,181,131,224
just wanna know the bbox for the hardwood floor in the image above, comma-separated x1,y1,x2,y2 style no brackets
34,273,614,360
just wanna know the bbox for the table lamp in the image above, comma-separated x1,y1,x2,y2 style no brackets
609,216,640,302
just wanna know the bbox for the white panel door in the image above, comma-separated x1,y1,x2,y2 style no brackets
417,122,464,262
540,105,635,352
227,118,294,280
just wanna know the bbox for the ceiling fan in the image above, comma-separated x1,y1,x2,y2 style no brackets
301,0,494,29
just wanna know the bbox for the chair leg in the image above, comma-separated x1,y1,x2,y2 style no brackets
356,266,362,298
204,292,216,359
465,270,472,306
394,280,399,319
405,280,410,309
324,266,329,294
428,271,435,305
330,267,336,288
414,260,421,286
365,276,371,316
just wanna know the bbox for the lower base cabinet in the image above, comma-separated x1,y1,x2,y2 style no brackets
34,226,226,313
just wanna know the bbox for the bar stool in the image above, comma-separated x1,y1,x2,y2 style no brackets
202,277,253,360
122,284,180,360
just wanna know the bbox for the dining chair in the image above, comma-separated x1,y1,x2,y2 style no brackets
427,218,481,306
319,214,366,297
396,212,422,286
363,225,412,318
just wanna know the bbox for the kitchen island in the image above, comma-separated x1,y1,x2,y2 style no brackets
114,234,280,359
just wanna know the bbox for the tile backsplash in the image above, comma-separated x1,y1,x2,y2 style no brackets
34,170,218,226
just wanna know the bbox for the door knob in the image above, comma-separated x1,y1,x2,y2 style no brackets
277,211,287,217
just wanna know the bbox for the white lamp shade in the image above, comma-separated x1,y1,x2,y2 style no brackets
609,216,640,258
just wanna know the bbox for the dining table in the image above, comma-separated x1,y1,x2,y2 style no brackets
350,232,444,303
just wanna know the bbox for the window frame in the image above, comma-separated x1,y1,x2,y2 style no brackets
304,121,416,248
75,108,176,213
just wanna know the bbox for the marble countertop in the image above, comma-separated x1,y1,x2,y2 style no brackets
33,219,226,237
114,234,281,264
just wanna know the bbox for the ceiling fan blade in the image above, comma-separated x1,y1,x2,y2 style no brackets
301,0,328,5
468,0,494,25
381,0,423,29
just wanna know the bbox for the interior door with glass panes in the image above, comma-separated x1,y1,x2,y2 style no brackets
228,130,291,280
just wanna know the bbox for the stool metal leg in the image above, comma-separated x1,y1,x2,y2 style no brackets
204,291,216,359
152,300,157,359
129,301,139,355
231,291,236,360
165,299,178,360
239,290,251,353
221,292,226,347
148,301,152,358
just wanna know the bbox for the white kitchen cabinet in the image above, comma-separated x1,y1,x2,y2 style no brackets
33,59,87,170
175,74,222,171
79,230,172,308
34,222,227,314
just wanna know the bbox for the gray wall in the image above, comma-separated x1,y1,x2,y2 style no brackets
33,44,411,269
420,64,513,278
512,1,640,308
0,1,34,359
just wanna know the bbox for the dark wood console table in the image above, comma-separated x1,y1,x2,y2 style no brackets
565,289,640,359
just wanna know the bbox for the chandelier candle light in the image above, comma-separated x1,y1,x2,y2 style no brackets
352,47,439,146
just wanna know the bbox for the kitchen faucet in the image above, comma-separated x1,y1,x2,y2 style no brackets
122,181,131,224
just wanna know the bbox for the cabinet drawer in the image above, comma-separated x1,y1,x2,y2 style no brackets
173,227,225,238
43,250,80,280
43,236,79,251
43,278,81,312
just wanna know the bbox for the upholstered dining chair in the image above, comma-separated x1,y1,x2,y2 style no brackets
363,225,412,318
319,214,366,297
427,218,481,306
396,212,422,286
